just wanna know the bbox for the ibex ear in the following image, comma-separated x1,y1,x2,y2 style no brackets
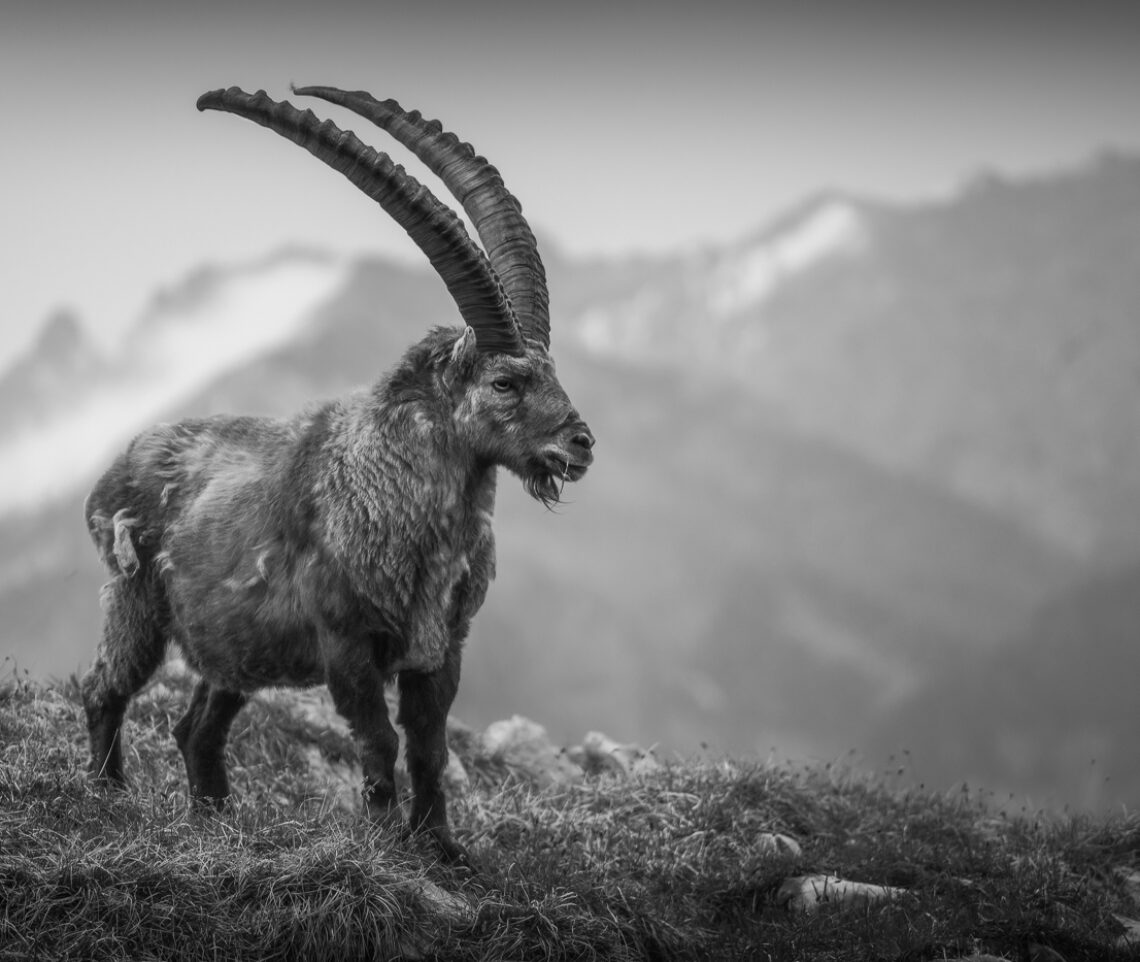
448,326,478,374
435,326,478,389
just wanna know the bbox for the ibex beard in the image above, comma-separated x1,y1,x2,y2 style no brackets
80,87,594,867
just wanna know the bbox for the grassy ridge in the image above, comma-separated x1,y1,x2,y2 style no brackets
1,666,1138,961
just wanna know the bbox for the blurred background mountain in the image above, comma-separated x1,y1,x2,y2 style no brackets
2,151,1138,812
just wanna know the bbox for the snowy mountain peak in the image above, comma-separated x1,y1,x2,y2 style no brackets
0,307,104,441
0,306,100,386
121,250,348,382
571,197,869,357
706,198,867,318
36,307,93,362
0,251,351,516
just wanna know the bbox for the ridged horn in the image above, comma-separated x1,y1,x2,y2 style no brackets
292,85,551,350
196,87,524,356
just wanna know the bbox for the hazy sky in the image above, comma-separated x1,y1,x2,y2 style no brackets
3,1,1138,368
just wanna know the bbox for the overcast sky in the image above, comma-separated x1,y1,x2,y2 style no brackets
3,1,1138,368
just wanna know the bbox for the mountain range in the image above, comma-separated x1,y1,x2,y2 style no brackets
2,151,1138,811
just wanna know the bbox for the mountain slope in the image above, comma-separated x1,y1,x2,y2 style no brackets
870,561,1140,810
7,672,1138,962
0,307,105,438
564,154,1140,558
0,250,350,513
3,152,1140,810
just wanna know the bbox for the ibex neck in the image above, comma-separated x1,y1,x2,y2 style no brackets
339,393,497,522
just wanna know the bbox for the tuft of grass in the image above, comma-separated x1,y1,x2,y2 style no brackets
2,666,1138,960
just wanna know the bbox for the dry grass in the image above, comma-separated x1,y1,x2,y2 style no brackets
1,664,1138,961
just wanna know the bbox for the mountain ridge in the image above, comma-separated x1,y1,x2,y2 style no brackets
3,150,1140,810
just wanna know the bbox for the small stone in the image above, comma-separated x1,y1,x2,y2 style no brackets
775,874,905,913
1116,867,1140,907
482,715,582,786
576,730,661,777
755,832,802,858
394,878,474,958
300,745,359,812
1113,913,1140,948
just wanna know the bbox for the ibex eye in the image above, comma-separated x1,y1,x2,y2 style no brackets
491,379,516,394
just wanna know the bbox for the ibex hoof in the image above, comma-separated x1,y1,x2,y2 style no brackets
188,793,229,815
428,829,473,871
87,767,130,790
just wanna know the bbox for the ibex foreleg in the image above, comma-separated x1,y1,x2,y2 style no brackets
398,653,467,865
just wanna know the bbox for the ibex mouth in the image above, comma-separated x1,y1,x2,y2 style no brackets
522,448,591,508
541,448,590,482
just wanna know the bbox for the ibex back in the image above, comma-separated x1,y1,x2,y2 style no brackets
80,86,594,865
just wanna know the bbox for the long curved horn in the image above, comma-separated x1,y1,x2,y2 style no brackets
196,87,524,356
293,85,551,350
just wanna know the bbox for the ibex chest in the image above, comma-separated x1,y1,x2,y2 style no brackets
385,512,488,674
325,443,497,674
373,476,494,674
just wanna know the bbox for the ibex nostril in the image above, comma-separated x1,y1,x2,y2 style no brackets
572,431,595,452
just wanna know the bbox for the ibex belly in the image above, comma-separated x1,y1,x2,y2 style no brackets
163,521,326,691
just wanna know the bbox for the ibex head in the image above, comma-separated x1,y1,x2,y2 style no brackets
430,327,594,506
197,85,594,505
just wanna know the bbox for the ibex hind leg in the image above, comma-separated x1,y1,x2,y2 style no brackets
173,679,247,809
323,633,401,822
81,574,168,784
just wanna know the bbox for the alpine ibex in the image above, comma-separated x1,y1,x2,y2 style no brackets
80,86,594,864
